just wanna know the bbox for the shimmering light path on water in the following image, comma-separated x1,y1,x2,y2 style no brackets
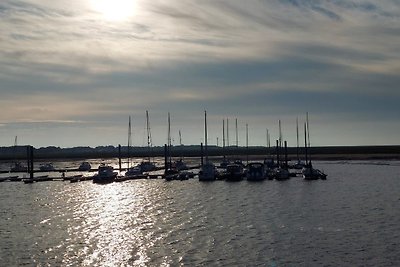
1,161,400,266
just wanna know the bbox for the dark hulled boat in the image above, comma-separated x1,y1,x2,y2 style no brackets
93,164,117,184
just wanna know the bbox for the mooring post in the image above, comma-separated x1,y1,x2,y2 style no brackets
26,145,30,175
200,142,204,167
29,146,34,179
118,144,122,173
284,141,288,170
276,140,280,167
164,144,168,173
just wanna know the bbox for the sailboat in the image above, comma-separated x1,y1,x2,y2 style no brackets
302,113,327,180
199,110,216,181
124,116,143,179
138,110,157,172
165,113,179,181
273,121,290,180
219,119,230,168
292,117,306,169
225,122,246,181
173,130,188,171
10,136,27,173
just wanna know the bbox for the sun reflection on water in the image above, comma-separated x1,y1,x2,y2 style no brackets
63,181,160,266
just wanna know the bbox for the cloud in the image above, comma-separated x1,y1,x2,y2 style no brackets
0,0,400,146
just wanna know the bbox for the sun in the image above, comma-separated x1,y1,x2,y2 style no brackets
91,0,137,21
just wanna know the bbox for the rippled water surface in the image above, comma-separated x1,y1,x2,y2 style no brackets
1,160,400,266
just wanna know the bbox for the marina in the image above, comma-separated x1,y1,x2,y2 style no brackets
0,160,399,266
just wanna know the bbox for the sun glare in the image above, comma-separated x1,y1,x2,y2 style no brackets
92,0,137,21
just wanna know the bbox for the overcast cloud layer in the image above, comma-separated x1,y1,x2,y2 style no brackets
1,0,400,147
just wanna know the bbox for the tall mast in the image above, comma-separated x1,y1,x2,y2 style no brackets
266,128,271,156
204,110,208,163
296,117,299,162
146,110,152,162
128,116,132,169
306,112,310,149
235,118,238,147
226,118,229,147
168,112,172,166
306,112,311,165
304,122,308,165
279,119,282,148
222,119,226,159
246,123,249,164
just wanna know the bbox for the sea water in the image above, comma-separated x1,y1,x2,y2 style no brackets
0,160,399,266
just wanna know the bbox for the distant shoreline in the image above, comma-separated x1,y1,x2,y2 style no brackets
1,145,400,161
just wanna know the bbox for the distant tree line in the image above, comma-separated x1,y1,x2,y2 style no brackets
1,145,400,160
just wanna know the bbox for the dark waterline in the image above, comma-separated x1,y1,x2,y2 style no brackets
1,160,400,266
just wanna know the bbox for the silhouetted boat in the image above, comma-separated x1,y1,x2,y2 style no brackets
10,162,28,172
124,116,145,179
125,166,143,178
246,162,267,181
93,164,117,184
139,110,157,172
78,162,91,171
302,164,327,180
225,164,244,181
165,168,179,181
40,163,54,171
174,159,188,171
199,162,216,181
199,111,216,181
8,175,21,182
302,113,327,180
70,175,83,183
274,167,290,180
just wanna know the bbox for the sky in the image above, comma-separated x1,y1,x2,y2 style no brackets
1,0,400,148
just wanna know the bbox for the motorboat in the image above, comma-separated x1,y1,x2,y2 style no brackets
199,162,216,181
274,167,290,180
10,162,28,172
302,164,327,180
225,164,244,181
246,162,266,181
138,161,157,172
93,164,117,184
78,162,91,171
40,163,54,171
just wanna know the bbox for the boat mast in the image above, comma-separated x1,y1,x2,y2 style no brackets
246,123,249,165
306,112,311,166
226,118,229,148
179,129,183,160
235,118,238,147
128,116,132,169
222,119,226,160
204,110,208,163
168,112,172,167
146,110,152,162
296,117,299,163
304,122,308,165
279,119,282,148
